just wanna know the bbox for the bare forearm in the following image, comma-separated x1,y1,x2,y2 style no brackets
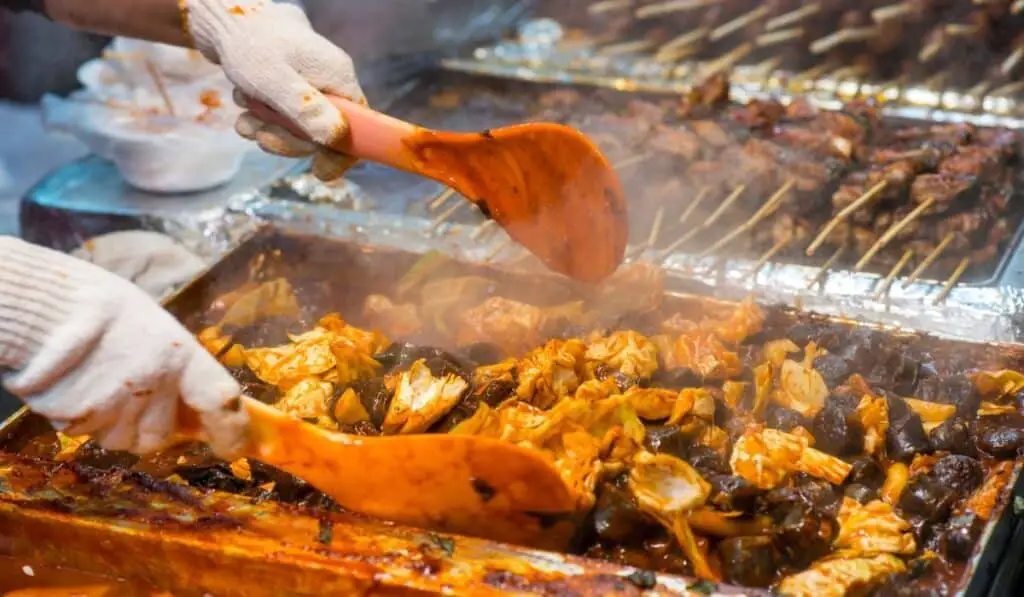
43,0,192,47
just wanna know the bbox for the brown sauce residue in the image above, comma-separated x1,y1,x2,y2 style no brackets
402,125,628,283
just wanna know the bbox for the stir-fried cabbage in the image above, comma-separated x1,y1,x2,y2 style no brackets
730,428,852,489
835,497,917,556
516,339,587,409
584,330,659,380
383,360,468,434
778,554,906,597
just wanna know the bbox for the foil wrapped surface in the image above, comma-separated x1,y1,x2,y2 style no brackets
232,179,1024,345
445,18,1024,125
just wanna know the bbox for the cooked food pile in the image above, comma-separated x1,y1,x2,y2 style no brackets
411,75,1024,282
557,0,1024,93
14,254,1018,596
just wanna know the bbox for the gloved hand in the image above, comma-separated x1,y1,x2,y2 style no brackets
72,230,207,299
0,236,248,458
182,0,364,181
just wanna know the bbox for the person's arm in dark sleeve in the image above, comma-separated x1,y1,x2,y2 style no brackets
41,0,190,46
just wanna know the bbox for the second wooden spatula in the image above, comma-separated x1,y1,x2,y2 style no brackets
248,96,629,283
182,397,578,550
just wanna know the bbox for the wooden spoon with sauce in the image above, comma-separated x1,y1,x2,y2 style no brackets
181,397,577,550
247,96,628,283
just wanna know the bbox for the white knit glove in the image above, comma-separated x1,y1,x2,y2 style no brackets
0,236,247,458
72,231,207,299
182,0,364,181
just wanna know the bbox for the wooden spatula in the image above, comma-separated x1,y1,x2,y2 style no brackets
184,397,577,549
247,96,628,283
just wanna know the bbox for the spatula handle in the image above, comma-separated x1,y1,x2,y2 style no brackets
246,95,419,171
324,96,418,167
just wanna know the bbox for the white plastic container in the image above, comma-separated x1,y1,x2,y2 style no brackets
42,38,253,194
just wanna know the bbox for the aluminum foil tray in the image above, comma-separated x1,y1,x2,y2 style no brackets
1,227,1023,596
443,18,1024,123
228,69,1024,344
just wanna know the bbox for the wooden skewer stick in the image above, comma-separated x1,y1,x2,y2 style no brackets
789,63,832,87
483,237,512,263
944,23,981,37
830,64,867,81
624,244,647,262
872,2,916,23
699,179,795,258
144,60,176,117
470,219,497,241
428,201,464,233
749,234,792,280
766,3,820,31
599,39,656,56
659,44,704,66
102,50,144,61
647,207,666,249
918,34,946,63
751,56,784,80
636,0,719,19
614,152,654,172
805,245,846,290
702,184,747,228
873,249,914,300
756,27,805,48
678,187,711,225
709,6,770,42
854,197,936,271
806,180,889,256
810,27,878,55
933,258,969,306
967,80,993,99
428,187,457,212
990,80,1024,97
924,70,950,90
662,185,745,257
654,28,709,62
902,232,955,287
702,42,753,77
588,0,631,15
1002,45,1024,77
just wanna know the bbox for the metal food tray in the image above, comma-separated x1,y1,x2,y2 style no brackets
241,69,1024,344
1,226,1023,596
444,17,1024,122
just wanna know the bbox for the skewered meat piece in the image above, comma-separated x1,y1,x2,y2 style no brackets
729,98,787,131
891,123,975,147
938,146,1006,180
909,174,976,210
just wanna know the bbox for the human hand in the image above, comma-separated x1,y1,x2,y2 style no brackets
0,236,248,458
182,0,364,181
